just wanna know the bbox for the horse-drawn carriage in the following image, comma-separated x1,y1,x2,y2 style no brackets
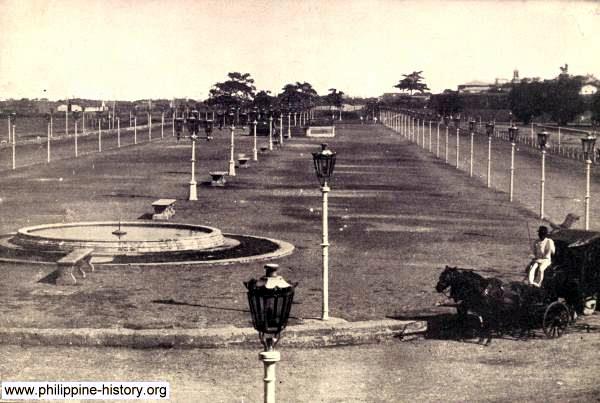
436,229,600,340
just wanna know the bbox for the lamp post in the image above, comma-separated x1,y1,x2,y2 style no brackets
187,115,199,201
508,125,519,202
73,111,81,158
537,130,550,219
444,116,450,163
117,116,121,148
582,135,596,230
485,122,495,188
436,120,440,158
468,119,476,177
287,112,291,139
454,116,461,169
279,114,284,146
98,112,103,152
312,144,336,321
253,119,258,161
46,112,52,163
11,113,16,170
245,264,296,403
268,115,273,151
228,112,236,177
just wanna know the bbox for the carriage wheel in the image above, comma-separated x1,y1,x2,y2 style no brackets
543,302,570,338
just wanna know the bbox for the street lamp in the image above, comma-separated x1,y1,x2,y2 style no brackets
312,143,336,321
11,113,16,170
444,116,450,163
244,263,296,403
228,111,236,177
485,122,495,187
268,115,273,151
45,112,52,163
73,111,81,158
582,135,597,230
468,119,476,177
508,125,519,202
537,130,551,219
187,114,199,201
453,116,461,169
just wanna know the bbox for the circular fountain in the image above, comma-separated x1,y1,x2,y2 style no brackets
0,221,293,265
13,222,231,255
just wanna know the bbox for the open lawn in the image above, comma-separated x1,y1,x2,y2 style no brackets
0,123,554,330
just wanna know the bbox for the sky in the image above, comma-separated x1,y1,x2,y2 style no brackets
1,0,599,101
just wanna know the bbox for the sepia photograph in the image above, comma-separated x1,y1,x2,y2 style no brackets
0,0,599,401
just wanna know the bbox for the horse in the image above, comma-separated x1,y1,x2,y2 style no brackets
435,266,548,342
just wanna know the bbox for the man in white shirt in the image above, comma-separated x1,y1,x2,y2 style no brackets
528,226,555,287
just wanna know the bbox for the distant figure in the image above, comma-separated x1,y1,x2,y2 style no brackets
527,226,555,287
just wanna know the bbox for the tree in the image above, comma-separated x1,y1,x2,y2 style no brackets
207,72,256,111
278,82,318,111
429,90,463,116
395,71,430,95
545,75,585,126
253,90,275,111
509,81,546,124
326,88,344,110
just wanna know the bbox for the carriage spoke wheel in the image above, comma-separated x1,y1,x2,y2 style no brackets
543,302,570,338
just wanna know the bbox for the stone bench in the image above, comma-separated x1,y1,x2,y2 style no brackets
209,171,228,187
56,248,95,286
152,199,176,221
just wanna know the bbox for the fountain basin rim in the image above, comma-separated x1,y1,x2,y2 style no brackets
16,221,221,243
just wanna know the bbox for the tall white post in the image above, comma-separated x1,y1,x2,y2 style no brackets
436,123,440,158
422,120,425,147
287,113,291,139
148,113,152,141
134,117,137,144
469,131,474,177
268,117,273,151
510,142,516,202
98,119,102,152
161,113,164,139
229,125,236,176
456,128,460,169
252,120,258,161
445,126,449,163
293,112,297,126
74,121,78,157
321,183,330,321
487,136,492,187
540,149,546,219
117,118,121,148
47,121,51,163
585,158,591,230
279,116,283,145
81,112,85,135
428,121,432,152
259,351,280,403
189,137,197,201
172,114,175,137
12,124,16,170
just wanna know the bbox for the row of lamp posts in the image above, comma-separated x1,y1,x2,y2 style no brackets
384,110,597,230
243,143,336,403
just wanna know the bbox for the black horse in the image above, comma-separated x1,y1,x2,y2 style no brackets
435,266,549,341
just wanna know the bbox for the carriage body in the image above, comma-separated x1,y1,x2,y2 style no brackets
546,229,600,315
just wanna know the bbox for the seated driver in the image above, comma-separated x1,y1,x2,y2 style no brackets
527,225,555,287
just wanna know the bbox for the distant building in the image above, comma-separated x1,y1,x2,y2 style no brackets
457,81,494,94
